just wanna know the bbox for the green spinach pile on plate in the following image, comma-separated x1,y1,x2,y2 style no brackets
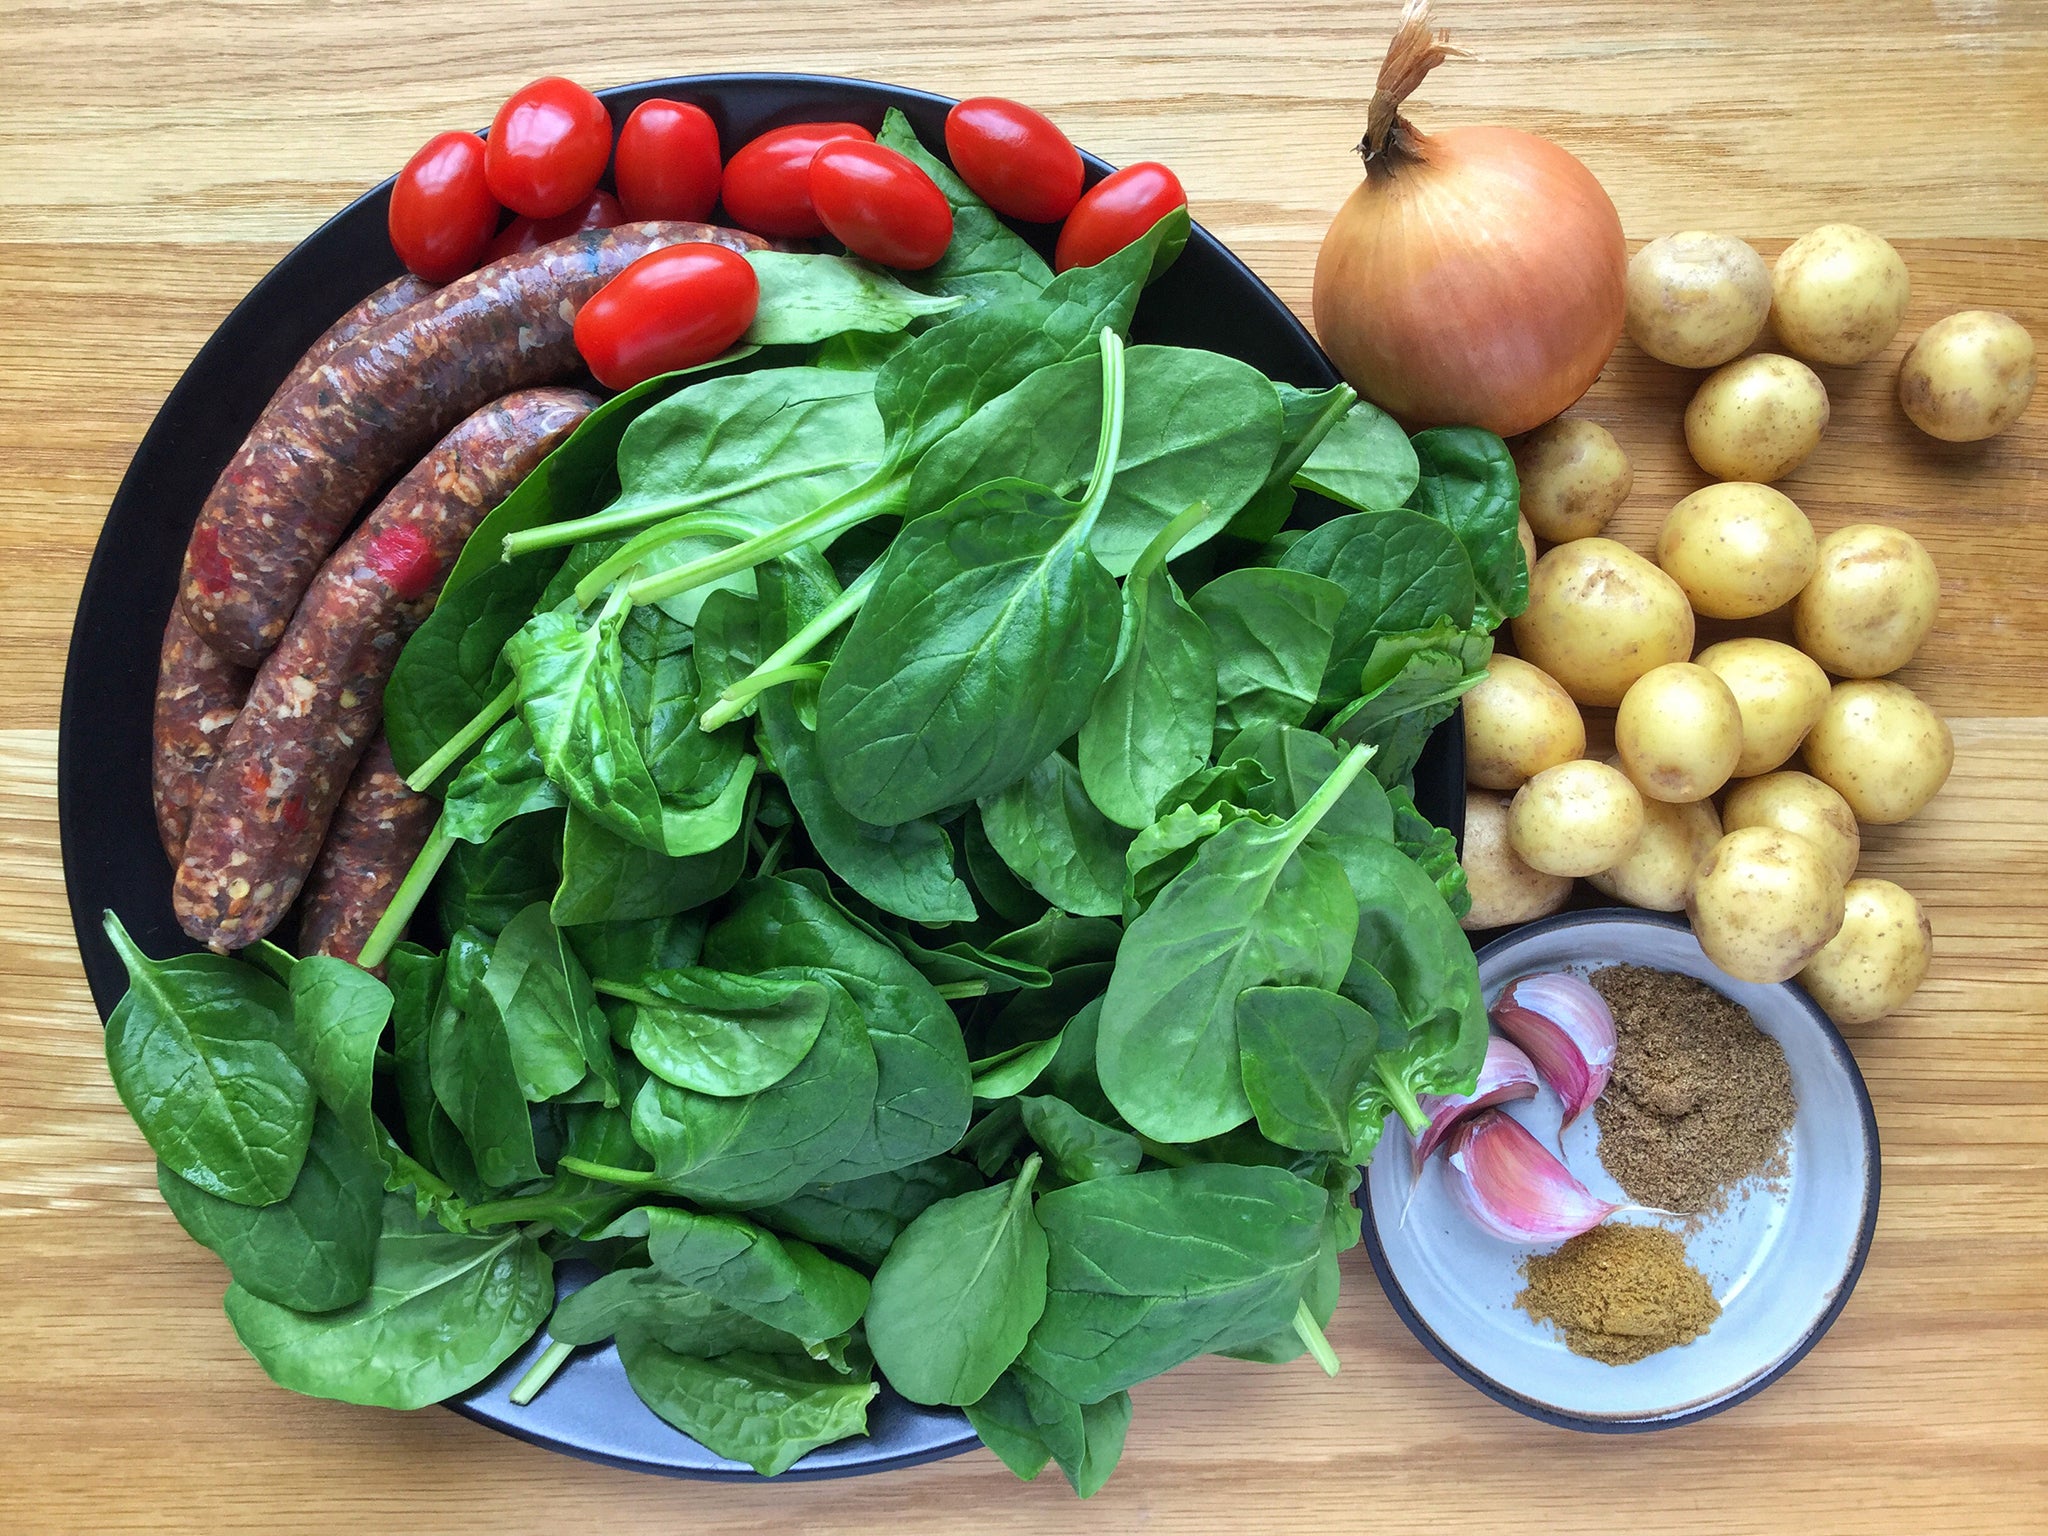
101,110,1524,1493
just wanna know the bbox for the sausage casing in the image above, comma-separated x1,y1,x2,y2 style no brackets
296,736,438,968
151,604,255,862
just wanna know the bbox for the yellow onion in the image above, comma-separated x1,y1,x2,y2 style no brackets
1312,0,1627,437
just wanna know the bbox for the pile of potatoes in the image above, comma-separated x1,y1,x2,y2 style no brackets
1461,223,2033,1026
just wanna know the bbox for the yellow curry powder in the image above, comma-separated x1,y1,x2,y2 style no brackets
1515,1223,1720,1366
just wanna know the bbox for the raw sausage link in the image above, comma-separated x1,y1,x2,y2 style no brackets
296,736,437,969
178,219,764,666
258,274,438,418
151,603,254,862
174,386,599,950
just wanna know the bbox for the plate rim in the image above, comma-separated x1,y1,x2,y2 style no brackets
1360,905,1883,1434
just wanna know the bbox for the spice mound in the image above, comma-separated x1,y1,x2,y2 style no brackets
1591,964,1796,1218
1517,1223,1720,1365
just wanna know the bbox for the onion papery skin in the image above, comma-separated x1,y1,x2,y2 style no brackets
1312,124,1627,438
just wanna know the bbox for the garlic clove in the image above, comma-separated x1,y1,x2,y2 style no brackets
1446,1109,1620,1244
1490,971,1618,1125
1411,1035,1542,1171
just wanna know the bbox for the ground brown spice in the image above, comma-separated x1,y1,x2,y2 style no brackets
1590,964,1796,1218
1517,1223,1720,1365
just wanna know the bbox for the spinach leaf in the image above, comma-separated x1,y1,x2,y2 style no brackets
873,299,1076,463
550,808,746,926
385,552,563,783
628,968,831,1096
437,809,563,937
157,1106,381,1313
440,719,566,845
1325,621,1493,787
643,1206,870,1347
1018,1095,1142,1183
1224,382,1357,543
744,253,964,343
1078,508,1217,829
1388,783,1470,920
548,1266,796,1354
967,1368,1132,1497
1295,398,1420,513
704,875,973,1180
615,1332,878,1478
1188,567,1347,742
691,587,762,717
1095,744,1369,1142
964,811,1050,925
223,1195,551,1409
969,1029,1066,1101
385,945,480,1202
1277,509,1477,707
563,911,707,984
427,941,543,1189
750,1158,985,1270
1234,987,1383,1155
866,1154,1047,1406
1406,426,1525,629
287,955,391,1153
979,754,1132,918
101,913,311,1207
1038,997,1121,1126
1223,722,1396,848
869,922,1052,996
1017,1163,1328,1403
876,108,1053,310
986,911,1123,972
484,904,615,1105
628,975,879,1205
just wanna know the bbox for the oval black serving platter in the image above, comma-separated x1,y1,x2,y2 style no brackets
59,71,1464,1481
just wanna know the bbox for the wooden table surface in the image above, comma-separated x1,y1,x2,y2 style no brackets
3,2,2044,1531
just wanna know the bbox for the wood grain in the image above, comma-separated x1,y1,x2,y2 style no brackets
1,2,2043,1531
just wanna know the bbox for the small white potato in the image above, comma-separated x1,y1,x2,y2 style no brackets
1798,878,1933,1025
1792,523,1939,678
1688,825,1846,984
1512,418,1633,543
1510,538,1696,707
1614,662,1744,804
1460,789,1574,930
1803,679,1953,824
1898,309,2037,442
1655,482,1817,618
1625,231,1772,369
1770,223,1911,366
1508,759,1645,878
1517,513,1538,575
1684,353,1830,482
1462,654,1586,791
1587,784,1721,912
1722,770,1861,886
1694,638,1831,776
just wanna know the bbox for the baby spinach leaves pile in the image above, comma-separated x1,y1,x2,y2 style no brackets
102,109,1521,1494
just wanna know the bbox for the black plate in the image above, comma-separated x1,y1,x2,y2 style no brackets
59,71,1461,1481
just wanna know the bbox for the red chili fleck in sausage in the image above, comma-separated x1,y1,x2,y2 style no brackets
151,603,254,862
173,386,598,951
295,736,438,971
177,219,766,667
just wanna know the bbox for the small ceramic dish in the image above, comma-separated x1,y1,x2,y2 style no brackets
1361,908,1879,1430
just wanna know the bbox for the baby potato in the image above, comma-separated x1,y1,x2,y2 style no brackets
1463,654,1586,791
1694,638,1831,776
1517,513,1538,575
1722,770,1861,886
1510,538,1696,707
1798,877,1933,1025
1655,482,1817,618
1587,783,1721,911
1791,523,1939,678
1460,789,1574,931
1803,679,1953,824
1615,662,1744,803
1625,231,1772,368
1512,418,1633,543
1898,309,2037,442
1508,760,1645,878
1684,354,1830,482
1770,223,1911,366
1688,825,1846,984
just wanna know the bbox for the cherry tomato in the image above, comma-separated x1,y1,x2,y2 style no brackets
1054,161,1188,273
573,242,759,391
808,142,953,270
944,97,1083,224
486,77,614,219
388,131,499,283
615,99,722,223
720,121,873,239
483,190,623,265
